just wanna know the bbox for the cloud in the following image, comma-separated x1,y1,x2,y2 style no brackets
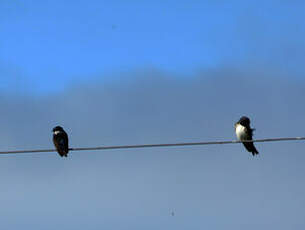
0,68,304,229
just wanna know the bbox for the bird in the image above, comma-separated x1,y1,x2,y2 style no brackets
235,116,259,156
52,126,69,157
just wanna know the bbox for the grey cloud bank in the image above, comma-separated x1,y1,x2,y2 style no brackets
0,68,304,229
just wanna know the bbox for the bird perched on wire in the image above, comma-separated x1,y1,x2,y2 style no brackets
235,116,259,156
52,126,69,157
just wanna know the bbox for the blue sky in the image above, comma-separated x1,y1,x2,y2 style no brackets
1,1,305,229
1,0,304,92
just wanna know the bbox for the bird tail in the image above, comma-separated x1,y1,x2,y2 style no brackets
242,142,259,156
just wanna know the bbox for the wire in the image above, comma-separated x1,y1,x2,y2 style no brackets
0,137,304,155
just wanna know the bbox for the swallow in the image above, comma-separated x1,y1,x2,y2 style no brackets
52,126,69,157
235,116,259,156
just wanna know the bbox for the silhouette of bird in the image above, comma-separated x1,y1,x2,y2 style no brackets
52,126,69,157
235,116,259,156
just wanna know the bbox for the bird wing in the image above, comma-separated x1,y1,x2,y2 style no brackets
244,124,254,139
53,133,69,155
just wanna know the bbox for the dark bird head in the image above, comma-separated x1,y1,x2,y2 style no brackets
52,126,64,133
238,116,251,127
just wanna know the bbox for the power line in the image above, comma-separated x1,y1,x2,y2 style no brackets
0,137,304,155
